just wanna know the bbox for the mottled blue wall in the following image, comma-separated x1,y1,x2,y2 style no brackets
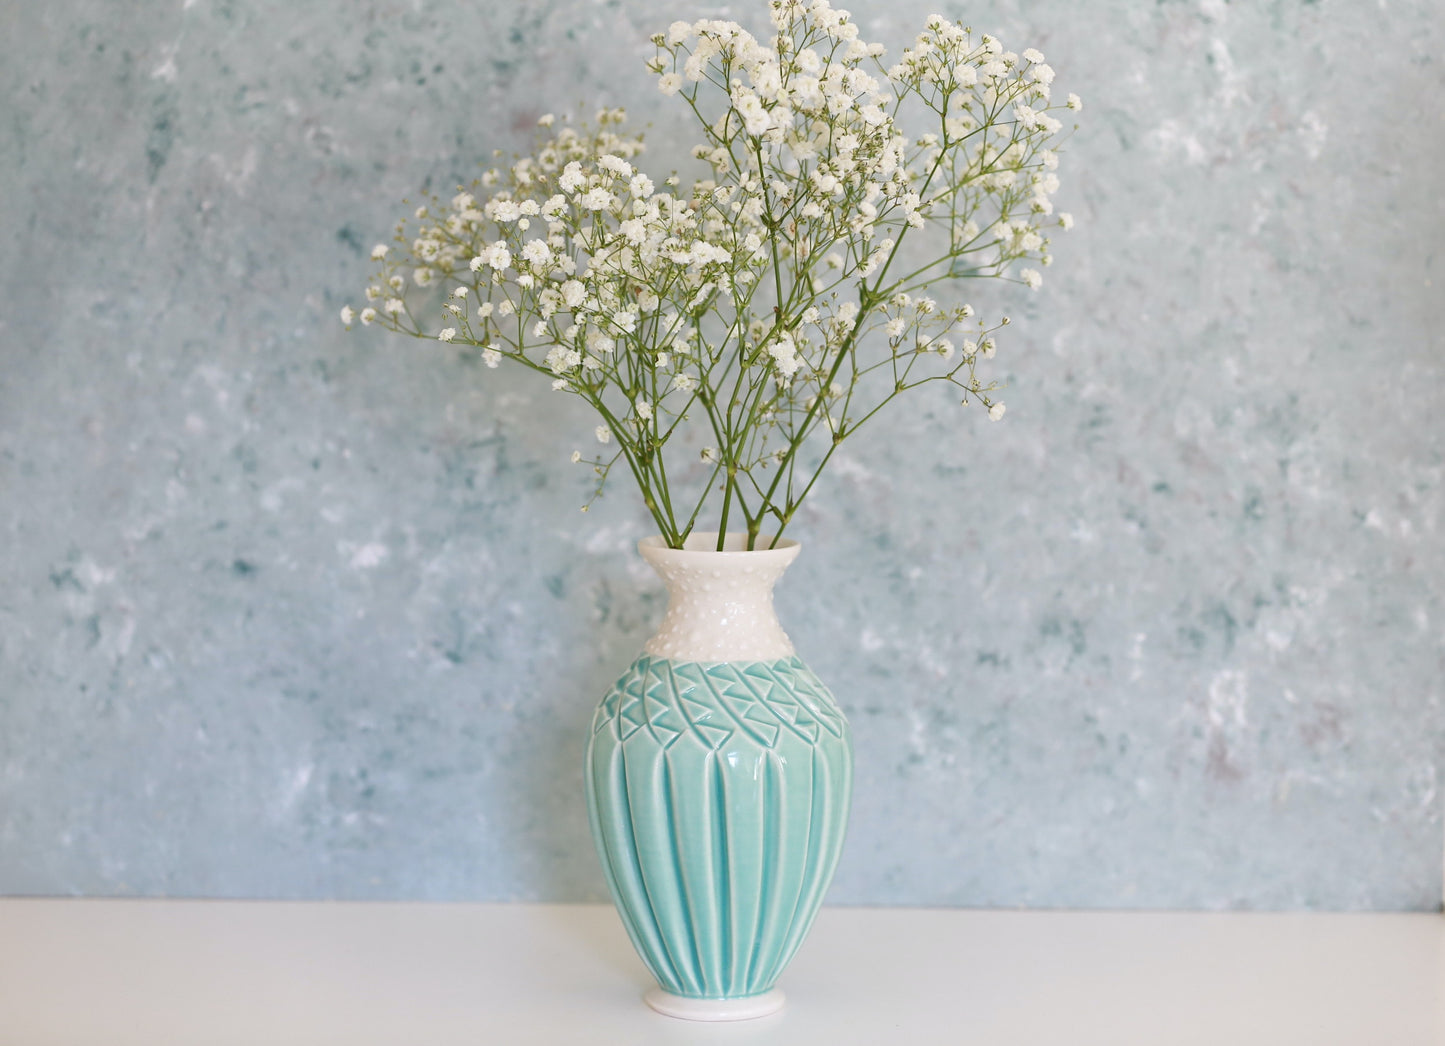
1,0,1441,909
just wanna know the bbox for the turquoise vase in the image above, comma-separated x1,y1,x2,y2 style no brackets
584,534,853,1022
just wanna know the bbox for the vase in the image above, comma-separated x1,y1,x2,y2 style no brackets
584,532,853,1022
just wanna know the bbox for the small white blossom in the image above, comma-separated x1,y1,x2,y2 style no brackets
580,187,612,210
1020,268,1043,290
546,345,582,374
359,307,377,326
559,161,587,193
571,450,582,463
339,305,355,326
658,72,683,96
595,425,612,444
370,244,389,260
438,328,456,342
988,402,1007,421
482,347,502,368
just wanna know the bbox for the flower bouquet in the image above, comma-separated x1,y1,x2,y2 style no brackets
345,0,1078,1020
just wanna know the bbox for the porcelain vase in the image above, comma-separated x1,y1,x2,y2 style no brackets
584,532,853,1022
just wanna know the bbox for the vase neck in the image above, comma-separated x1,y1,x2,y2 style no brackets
638,533,800,662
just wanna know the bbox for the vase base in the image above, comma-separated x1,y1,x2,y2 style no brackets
644,987,786,1022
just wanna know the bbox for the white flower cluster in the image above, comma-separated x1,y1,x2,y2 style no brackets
343,0,1080,547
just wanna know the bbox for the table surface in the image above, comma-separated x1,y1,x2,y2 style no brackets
1,900,1442,1045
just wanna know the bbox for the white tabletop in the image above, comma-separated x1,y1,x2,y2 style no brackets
1,900,1441,1045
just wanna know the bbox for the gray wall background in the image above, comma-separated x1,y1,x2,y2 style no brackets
1,0,1441,909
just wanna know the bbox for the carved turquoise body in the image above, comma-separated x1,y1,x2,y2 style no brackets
585,654,853,1000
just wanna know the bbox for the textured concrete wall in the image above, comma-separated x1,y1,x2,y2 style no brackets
1,0,1441,908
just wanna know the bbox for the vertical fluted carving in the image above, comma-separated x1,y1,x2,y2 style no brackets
585,655,852,1000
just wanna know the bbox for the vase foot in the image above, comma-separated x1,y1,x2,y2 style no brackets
644,987,786,1022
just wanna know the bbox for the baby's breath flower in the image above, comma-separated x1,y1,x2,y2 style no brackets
988,402,1007,421
580,187,612,210
347,2,1077,546
559,162,587,193
546,346,582,373
521,239,552,265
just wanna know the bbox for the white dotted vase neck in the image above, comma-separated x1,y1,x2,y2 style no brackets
638,532,800,662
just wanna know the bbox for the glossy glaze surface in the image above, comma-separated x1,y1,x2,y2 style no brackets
586,654,852,1000
586,536,852,1006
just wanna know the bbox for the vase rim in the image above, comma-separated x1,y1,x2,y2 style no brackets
638,531,799,555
